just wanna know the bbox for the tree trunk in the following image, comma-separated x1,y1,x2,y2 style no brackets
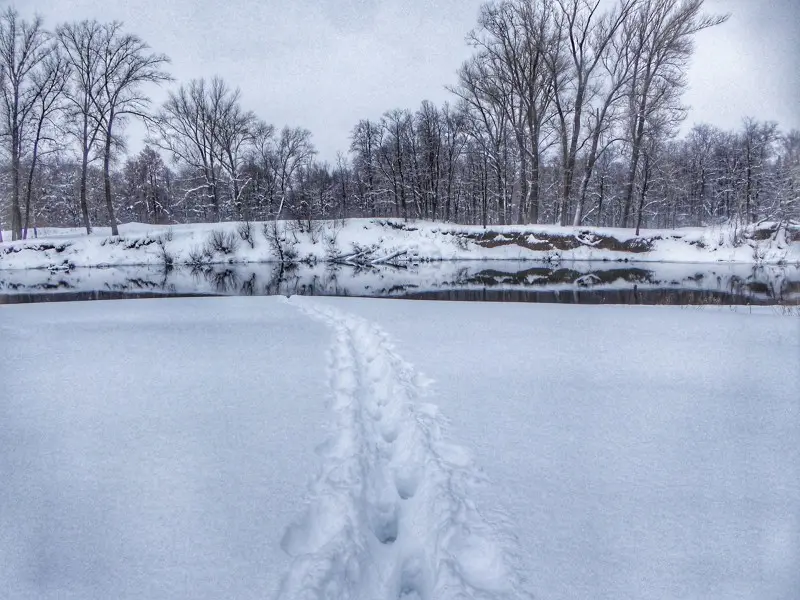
482,163,488,229
340,177,347,219
232,179,241,218
574,125,604,226
495,158,505,226
554,108,569,226
621,133,643,227
104,116,119,236
574,170,591,227
445,171,453,222
597,175,605,226
23,139,41,240
516,132,529,225
560,89,585,226
621,81,650,227
745,163,752,224
527,152,540,224
80,147,92,234
11,126,22,241
207,168,220,221
635,151,651,236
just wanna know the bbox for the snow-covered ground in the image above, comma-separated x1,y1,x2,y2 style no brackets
0,298,330,600
2,218,798,270
312,298,800,600
1,297,798,599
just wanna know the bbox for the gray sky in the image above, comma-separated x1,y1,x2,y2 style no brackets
17,0,800,162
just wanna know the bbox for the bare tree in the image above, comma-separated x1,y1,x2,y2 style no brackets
739,117,779,223
246,120,278,217
350,119,381,217
464,0,560,224
775,129,800,224
215,100,255,218
0,8,50,240
119,146,174,224
334,151,350,218
440,102,468,222
572,10,639,225
379,109,414,220
91,22,170,235
415,100,443,219
273,125,315,219
57,19,106,234
151,77,246,221
618,0,728,226
23,49,70,239
451,54,513,226
548,0,638,225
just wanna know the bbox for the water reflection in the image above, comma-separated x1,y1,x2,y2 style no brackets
1,261,798,306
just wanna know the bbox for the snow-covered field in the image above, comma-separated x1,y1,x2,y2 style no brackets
2,218,798,270
1,297,798,599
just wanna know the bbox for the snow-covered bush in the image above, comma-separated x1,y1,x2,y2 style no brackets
186,245,212,267
262,221,298,263
236,221,255,249
155,236,174,269
206,229,240,255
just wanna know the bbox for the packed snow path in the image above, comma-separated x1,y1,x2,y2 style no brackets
278,298,532,600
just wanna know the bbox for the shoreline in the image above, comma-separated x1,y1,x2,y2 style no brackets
2,218,798,271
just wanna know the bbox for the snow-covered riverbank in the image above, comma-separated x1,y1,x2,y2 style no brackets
2,218,798,270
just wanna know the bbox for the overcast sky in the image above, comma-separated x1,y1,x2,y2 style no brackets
18,0,800,162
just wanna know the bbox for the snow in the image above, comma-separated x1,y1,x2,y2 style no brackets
2,296,798,599
1,218,798,271
307,298,800,600
0,298,330,600
278,301,530,599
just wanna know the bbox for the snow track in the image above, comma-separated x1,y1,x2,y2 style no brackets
278,298,532,600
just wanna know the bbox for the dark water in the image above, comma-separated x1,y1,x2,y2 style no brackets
1,261,798,306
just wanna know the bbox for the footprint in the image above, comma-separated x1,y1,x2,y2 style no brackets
394,467,421,500
370,503,399,544
392,438,424,500
397,555,427,599
398,586,422,599
380,419,400,443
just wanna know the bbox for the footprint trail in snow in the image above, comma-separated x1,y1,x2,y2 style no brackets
277,298,533,600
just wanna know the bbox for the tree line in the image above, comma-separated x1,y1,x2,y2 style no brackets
1,0,798,241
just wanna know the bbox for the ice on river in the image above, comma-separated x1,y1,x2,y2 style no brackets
1,296,797,599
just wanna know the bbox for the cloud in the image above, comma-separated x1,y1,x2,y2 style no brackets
685,0,800,131
20,0,800,161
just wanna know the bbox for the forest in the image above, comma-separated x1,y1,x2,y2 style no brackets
1,0,798,242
